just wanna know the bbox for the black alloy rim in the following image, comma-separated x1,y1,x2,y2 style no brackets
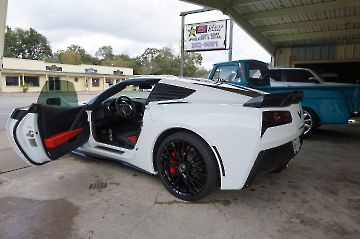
160,140,207,196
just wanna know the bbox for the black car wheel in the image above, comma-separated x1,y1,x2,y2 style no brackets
303,108,318,137
156,132,218,201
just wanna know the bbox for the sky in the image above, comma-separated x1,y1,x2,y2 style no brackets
6,0,271,69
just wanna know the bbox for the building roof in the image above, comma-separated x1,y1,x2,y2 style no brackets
1,57,133,77
182,0,360,55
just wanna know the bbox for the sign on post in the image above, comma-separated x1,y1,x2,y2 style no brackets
184,20,227,52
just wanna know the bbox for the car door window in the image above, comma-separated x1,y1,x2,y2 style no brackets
211,65,240,82
285,70,314,82
37,80,79,107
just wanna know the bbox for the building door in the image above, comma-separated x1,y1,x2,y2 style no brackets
49,76,60,91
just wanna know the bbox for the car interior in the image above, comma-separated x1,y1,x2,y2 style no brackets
91,84,154,149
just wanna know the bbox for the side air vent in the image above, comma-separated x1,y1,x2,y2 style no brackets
147,83,195,103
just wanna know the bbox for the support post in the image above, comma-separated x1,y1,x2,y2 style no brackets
0,0,8,67
228,19,234,61
180,15,185,77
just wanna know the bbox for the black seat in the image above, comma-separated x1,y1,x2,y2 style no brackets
112,123,141,149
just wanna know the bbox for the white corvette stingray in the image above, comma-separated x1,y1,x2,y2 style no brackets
7,77,304,201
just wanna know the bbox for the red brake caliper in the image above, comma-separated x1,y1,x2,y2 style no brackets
169,151,176,175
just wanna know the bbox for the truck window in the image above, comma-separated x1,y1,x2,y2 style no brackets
211,65,239,82
268,70,282,82
248,62,270,86
285,70,314,82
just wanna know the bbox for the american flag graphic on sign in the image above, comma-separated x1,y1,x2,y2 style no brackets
196,25,207,34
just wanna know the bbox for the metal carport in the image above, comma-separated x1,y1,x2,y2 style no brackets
182,0,360,83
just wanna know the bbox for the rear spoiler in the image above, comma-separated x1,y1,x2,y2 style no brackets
243,91,303,108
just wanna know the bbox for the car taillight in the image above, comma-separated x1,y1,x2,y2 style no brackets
262,111,292,136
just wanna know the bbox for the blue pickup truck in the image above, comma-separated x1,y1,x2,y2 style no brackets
209,60,360,136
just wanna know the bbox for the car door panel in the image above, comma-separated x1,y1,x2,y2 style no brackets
34,104,90,159
7,104,90,166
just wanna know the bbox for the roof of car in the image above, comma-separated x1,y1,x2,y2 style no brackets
269,67,311,71
213,59,268,66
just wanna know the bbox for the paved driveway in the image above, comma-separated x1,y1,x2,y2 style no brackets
0,125,359,239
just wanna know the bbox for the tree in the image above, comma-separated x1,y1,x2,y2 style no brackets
100,53,137,69
4,27,52,60
193,67,211,78
66,45,97,64
182,52,203,77
154,47,179,75
134,47,203,76
52,50,83,65
51,45,97,65
136,48,160,75
96,46,114,60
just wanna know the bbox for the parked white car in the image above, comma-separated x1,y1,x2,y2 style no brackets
7,77,304,201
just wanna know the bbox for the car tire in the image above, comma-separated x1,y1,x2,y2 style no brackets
156,131,218,201
303,108,318,137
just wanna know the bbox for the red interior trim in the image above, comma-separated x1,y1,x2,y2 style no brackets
127,135,137,145
44,128,84,149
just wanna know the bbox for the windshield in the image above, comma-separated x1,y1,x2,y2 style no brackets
37,80,79,106
105,84,153,102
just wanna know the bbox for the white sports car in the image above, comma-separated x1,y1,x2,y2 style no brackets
7,77,304,201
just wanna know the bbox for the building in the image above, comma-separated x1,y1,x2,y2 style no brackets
0,57,133,93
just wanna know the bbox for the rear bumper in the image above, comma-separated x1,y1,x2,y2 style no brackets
243,137,302,188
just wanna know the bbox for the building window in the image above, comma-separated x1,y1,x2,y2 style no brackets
24,76,40,86
5,76,19,86
92,78,100,87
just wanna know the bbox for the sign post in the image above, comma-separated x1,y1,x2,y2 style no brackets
184,20,228,52
179,7,214,77
180,15,185,77
229,19,234,61
179,8,233,77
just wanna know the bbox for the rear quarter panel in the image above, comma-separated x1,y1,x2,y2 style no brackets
138,102,263,190
137,100,302,190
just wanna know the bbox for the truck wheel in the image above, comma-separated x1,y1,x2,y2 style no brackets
303,108,318,137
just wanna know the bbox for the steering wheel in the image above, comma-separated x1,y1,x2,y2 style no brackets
115,96,136,119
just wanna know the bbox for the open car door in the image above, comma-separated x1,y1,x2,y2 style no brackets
6,80,90,166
